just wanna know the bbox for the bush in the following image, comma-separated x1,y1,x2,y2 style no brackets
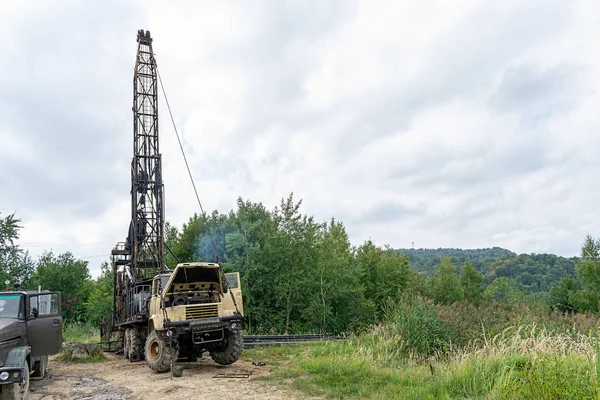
63,323,100,343
383,296,456,358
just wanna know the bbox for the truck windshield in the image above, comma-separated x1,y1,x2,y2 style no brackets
0,295,23,319
160,276,170,292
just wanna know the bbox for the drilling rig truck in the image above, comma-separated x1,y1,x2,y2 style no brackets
110,30,244,372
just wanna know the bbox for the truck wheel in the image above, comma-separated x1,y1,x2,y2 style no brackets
0,360,29,400
144,330,178,373
210,330,243,365
129,327,145,362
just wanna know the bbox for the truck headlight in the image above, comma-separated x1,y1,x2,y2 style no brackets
0,371,9,380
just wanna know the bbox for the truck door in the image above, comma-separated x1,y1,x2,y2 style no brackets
223,273,244,316
27,292,62,357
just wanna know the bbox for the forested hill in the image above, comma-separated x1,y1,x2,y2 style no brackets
397,247,578,293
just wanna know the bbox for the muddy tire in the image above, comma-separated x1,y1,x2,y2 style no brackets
145,330,178,373
210,330,243,365
129,327,145,362
0,360,29,400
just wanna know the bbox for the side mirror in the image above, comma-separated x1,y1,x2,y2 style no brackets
31,307,39,318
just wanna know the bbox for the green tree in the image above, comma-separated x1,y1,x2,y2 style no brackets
374,247,411,306
224,198,271,276
169,211,233,264
460,261,483,306
572,235,600,312
85,262,114,329
549,275,579,313
172,213,207,262
226,194,321,333
33,251,92,322
398,247,577,293
484,277,523,304
0,213,35,287
306,219,365,333
355,241,410,319
355,241,382,323
164,221,180,268
225,198,274,332
432,257,463,305
270,194,319,333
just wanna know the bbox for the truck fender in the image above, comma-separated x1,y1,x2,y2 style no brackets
4,346,30,369
148,315,161,331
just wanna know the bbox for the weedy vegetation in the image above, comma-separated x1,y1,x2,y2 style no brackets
62,323,101,344
244,296,600,399
57,345,106,363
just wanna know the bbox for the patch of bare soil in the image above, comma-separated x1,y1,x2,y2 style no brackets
28,353,311,400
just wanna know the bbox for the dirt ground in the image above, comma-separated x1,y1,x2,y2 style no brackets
28,353,310,400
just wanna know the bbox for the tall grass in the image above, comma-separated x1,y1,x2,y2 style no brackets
62,322,101,343
245,296,600,399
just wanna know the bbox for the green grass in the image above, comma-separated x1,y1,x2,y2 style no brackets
243,327,600,399
57,346,106,363
62,323,101,343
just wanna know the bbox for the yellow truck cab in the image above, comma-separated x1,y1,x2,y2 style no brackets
139,263,244,372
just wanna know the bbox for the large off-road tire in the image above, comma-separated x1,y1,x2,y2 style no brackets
123,329,131,360
144,330,178,373
210,330,243,365
0,360,30,400
129,327,145,362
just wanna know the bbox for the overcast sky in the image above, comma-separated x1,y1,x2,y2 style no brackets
1,0,598,277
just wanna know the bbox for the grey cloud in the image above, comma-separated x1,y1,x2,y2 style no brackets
194,153,254,185
489,63,587,122
190,2,361,152
350,201,425,225
384,129,556,194
314,2,573,161
0,1,141,217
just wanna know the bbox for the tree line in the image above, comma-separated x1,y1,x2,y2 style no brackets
2,196,599,333
401,247,577,293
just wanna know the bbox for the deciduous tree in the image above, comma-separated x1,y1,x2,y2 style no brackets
460,261,483,306
432,257,463,305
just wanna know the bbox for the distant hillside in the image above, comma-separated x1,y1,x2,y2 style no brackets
397,247,578,293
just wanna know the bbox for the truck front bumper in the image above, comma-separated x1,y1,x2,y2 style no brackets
163,315,242,345
165,315,242,331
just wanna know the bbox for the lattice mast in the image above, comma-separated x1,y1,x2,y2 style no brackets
129,29,165,280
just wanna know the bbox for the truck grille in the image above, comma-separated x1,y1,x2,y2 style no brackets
185,304,220,319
